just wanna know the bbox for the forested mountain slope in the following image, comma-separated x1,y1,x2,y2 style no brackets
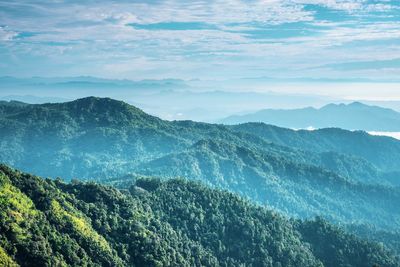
0,97,188,178
230,123,400,173
1,97,400,232
0,97,274,179
1,97,399,181
138,139,400,229
0,165,398,267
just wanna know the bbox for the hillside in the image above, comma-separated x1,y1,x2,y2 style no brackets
2,97,400,180
0,165,398,267
1,97,273,179
1,97,400,233
221,102,400,131
230,123,400,175
0,97,190,178
137,139,400,229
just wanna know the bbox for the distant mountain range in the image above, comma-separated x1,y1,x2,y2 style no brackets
4,76,400,124
1,95,70,104
221,102,400,131
0,76,336,122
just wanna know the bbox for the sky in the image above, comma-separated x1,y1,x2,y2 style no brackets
0,0,400,99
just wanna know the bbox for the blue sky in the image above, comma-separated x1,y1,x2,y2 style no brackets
0,0,399,98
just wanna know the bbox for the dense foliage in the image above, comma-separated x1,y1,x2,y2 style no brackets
345,224,400,258
0,165,398,267
296,218,398,267
231,122,400,176
138,139,400,230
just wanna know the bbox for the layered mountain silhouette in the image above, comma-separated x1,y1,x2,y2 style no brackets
221,102,400,131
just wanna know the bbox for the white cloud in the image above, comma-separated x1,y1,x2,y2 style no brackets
0,26,17,41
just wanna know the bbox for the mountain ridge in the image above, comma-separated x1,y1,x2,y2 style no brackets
221,102,400,131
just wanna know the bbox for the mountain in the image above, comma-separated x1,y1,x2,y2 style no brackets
1,97,400,233
0,97,326,179
137,139,400,230
0,97,189,179
221,102,400,131
0,165,398,267
230,123,400,176
1,97,399,182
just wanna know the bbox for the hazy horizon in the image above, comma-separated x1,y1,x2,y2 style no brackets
1,0,400,102
1,0,400,121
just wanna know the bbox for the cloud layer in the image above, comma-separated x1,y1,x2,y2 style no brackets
0,0,399,83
